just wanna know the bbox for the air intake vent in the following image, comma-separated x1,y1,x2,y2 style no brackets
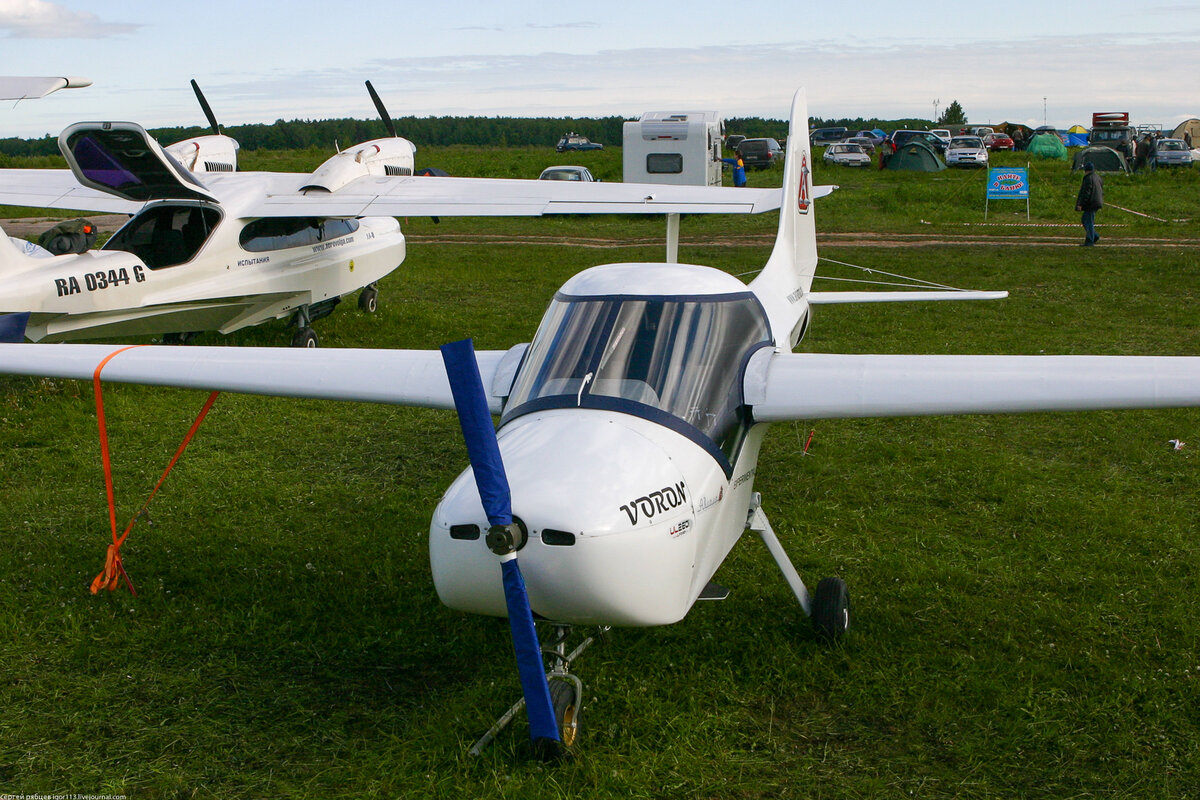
204,161,235,172
541,529,576,546
384,165,413,176
449,524,480,540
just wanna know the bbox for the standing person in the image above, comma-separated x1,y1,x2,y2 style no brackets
721,155,747,187
1075,161,1103,246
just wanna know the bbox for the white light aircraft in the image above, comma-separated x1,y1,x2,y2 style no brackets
2,89,1198,758
0,82,785,346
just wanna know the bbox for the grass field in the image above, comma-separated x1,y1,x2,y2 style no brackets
1,146,1199,798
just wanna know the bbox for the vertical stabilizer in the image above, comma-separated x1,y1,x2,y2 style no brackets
750,89,819,349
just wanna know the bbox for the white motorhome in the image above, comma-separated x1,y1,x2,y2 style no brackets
622,111,724,186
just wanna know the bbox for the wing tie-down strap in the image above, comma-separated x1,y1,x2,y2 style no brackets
89,346,220,595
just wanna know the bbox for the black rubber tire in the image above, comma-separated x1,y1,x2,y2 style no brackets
811,576,850,641
549,681,580,748
291,327,319,348
358,285,378,313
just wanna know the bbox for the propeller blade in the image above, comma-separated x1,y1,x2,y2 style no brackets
365,80,397,139
440,338,561,757
0,312,30,343
190,79,221,136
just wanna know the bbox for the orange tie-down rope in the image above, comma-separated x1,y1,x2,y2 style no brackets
90,346,220,595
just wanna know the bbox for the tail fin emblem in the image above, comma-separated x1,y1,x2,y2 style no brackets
797,151,811,214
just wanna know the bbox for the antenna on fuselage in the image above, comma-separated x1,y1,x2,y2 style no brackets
190,79,221,136
365,80,397,138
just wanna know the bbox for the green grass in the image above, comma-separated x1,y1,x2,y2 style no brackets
1,147,1199,798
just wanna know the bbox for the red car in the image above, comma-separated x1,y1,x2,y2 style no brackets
984,132,1015,151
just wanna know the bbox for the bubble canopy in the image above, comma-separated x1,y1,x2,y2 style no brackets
503,265,772,474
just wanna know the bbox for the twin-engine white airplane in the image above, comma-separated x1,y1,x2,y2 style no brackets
0,82,784,346
2,89,1199,757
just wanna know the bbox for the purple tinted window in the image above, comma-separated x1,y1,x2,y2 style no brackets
73,135,142,192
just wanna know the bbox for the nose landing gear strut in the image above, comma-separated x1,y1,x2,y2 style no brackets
469,623,609,758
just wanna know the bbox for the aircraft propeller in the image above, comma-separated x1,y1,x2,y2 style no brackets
365,80,397,139
190,79,221,137
439,338,564,760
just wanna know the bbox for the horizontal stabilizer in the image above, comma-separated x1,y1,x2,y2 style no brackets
807,290,1008,304
750,352,1200,422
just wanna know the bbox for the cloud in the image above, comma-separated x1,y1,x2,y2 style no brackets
0,0,139,38
525,22,599,30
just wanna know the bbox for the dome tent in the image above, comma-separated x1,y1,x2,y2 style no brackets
885,139,946,171
1027,133,1068,160
1072,146,1129,173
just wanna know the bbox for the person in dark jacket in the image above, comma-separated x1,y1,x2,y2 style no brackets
1075,162,1103,246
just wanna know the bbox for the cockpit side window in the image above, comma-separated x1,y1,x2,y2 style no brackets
239,217,361,253
103,205,221,270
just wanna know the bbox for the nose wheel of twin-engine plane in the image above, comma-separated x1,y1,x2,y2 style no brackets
358,283,378,313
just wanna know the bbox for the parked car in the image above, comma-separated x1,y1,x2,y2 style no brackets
891,129,947,153
725,134,747,152
555,132,603,152
823,142,871,167
810,127,848,147
737,137,784,169
845,136,877,154
945,135,989,168
538,165,597,182
852,129,887,147
930,129,952,148
983,132,1015,151
1153,138,1194,168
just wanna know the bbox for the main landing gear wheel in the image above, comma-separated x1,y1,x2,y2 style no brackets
549,680,581,748
291,326,318,348
811,576,850,641
358,284,378,313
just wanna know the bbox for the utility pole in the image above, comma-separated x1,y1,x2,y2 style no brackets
933,98,940,123
1043,97,1047,126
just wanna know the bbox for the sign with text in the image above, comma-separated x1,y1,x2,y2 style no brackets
986,168,1029,200
985,166,1030,220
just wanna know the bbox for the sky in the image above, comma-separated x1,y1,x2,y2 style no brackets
2,0,1199,139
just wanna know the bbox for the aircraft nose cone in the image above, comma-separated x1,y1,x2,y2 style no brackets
430,410,699,626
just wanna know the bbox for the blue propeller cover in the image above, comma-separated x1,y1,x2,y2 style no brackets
441,338,560,747
501,557,561,744
440,338,512,527
0,312,30,343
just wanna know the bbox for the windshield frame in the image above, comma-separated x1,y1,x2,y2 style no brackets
501,290,773,475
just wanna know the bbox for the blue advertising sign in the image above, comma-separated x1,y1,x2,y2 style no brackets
987,167,1029,200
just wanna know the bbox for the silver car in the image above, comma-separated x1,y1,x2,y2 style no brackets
538,165,597,182
823,143,872,167
945,136,989,168
1154,139,1194,167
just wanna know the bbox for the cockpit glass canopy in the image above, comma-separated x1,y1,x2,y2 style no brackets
504,292,771,467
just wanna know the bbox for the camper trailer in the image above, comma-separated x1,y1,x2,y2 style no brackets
622,111,724,186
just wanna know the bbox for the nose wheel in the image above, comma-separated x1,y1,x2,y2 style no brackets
469,623,607,759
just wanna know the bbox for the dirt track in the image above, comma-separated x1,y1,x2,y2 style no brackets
7,215,1200,250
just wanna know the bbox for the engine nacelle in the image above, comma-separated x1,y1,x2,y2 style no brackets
301,137,417,192
164,134,240,173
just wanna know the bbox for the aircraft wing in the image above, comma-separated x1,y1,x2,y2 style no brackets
0,343,517,414
0,76,90,100
0,169,142,214
747,352,1200,421
230,173,794,218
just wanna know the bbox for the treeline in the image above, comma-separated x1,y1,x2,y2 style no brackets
0,113,939,158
